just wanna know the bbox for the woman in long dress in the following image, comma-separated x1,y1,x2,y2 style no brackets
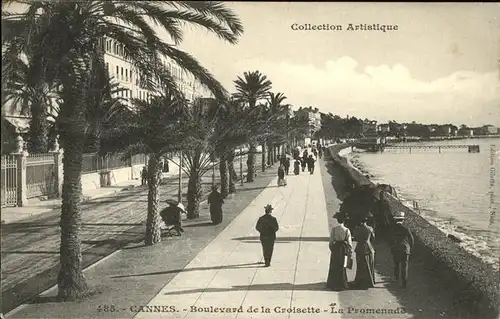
327,213,353,291
353,217,376,288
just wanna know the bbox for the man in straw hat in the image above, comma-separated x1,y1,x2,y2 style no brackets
256,204,279,267
390,211,414,288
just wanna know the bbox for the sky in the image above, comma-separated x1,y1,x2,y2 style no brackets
173,2,500,127
3,2,500,127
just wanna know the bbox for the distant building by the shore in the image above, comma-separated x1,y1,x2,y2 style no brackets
295,107,321,138
377,123,390,133
483,125,498,135
362,119,377,136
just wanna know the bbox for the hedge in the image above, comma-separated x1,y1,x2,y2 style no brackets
327,144,499,319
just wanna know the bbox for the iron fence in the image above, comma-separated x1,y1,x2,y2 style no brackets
82,153,146,174
26,153,57,199
1,155,18,207
131,154,147,166
1,152,148,206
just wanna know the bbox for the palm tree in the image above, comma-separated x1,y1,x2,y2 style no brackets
2,0,242,300
2,51,59,153
212,98,254,197
172,97,219,219
266,92,288,164
233,71,272,181
102,91,189,245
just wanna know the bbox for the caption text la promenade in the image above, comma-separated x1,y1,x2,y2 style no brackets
291,23,399,32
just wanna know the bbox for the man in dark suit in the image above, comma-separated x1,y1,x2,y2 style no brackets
256,204,279,267
390,212,414,288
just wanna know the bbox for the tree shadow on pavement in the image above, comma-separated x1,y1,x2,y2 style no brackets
81,223,144,227
183,222,214,228
110,262,263,279
235,185,279,192
233,236,329,242
163,282,330,296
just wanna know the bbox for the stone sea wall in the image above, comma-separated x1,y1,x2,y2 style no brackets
327,144,499,319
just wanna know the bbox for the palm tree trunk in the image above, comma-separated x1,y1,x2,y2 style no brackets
58,134,90,300
219,153,228,198
227,150,236,194
28,86,50,153
144,153,162,246
57,62,90,300
267,141,273,165
187,150,202,219
246,142,257,182
187,171,202,219
261,141,266,172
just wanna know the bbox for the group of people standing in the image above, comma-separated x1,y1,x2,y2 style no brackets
327,207,414,291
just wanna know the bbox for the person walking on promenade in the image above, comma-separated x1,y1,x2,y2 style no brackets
208,185,224,225
374,190,392,239
162,159,169,173
256,204,279,267
301,157,307,172
302,150,309,171
327,212,353,291
284,157,290,175
353,217,376,289
308,154,316,174
141,166,148,186
277,164,286,186
390,212,414,288
318,146,323,159
293,159,301,175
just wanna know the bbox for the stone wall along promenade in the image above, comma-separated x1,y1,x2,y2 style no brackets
327,144,500,319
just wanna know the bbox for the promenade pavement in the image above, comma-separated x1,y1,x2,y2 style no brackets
132,162,406,319
4,153,464,319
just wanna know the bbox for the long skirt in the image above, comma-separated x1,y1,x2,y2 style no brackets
354,250,375,288
210,205,223,225
326,243,349,291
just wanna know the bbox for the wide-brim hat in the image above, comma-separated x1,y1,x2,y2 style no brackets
166,199,179,206
177,203,186,213
393,211,405,219
264,204,274,211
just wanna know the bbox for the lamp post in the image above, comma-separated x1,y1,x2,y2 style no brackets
211,153,216,187
239,146,244,186
178,150,182,203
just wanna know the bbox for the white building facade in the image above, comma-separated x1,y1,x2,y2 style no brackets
101,37,211,105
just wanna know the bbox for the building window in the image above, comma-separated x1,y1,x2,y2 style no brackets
120,67,123,80
116,66,119,77
106,63,109,73
125,69,128,81
130,70,133,83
